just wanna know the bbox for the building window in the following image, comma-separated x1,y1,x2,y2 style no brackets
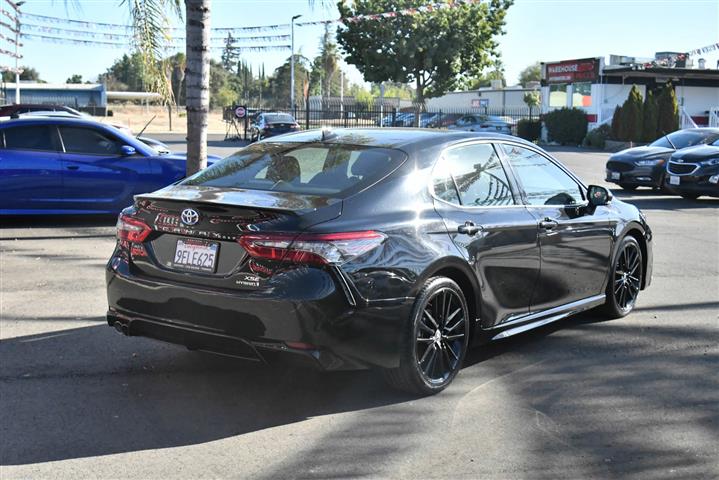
549,84,567,107
572,82,592,107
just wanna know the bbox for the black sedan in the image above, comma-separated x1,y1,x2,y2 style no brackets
106,129,653,395
664,138,719,199
249,112,300,142
605,128,719,190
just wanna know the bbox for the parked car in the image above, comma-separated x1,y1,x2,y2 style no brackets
448,114,513,134
106,128,653,395
249,112,300,141
664,137,719,199
605,128,719,191
0,108,133,136
0,116,220,215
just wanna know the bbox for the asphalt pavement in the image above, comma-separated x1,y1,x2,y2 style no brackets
1,136,717,479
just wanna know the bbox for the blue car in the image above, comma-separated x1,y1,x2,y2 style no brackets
0,117,220,215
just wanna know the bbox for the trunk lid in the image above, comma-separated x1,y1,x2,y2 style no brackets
126,185,341,288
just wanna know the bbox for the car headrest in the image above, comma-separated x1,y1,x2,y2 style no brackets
350,150,390,177
266,155,300,183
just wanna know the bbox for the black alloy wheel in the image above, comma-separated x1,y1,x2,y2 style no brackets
383,277,470,395
603,236,643,318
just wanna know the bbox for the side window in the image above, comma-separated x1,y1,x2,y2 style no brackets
2,126,57,151
59,127,122,155
431,156,461,204
442,143,515,207
501,144,583,206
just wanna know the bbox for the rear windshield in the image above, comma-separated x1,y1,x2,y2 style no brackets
182,142,407,198
264,114,295,123
650,131,719,149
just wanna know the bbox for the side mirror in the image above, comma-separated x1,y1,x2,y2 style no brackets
120,145,136,156
587,185,611,207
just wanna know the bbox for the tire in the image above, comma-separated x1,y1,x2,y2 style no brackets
602,236,643,319
680,192,701,200
382,277,470,395
619,184,638,191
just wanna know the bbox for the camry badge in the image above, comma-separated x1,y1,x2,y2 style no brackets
181,208,200,226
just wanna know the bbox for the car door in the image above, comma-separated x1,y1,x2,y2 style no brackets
431,141,541,327
499,143,613,311
57,125,147,211
0,124,64,212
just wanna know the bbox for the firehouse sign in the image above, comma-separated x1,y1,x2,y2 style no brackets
545,58,600,84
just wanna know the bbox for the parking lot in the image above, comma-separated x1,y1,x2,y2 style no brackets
1,136,717,479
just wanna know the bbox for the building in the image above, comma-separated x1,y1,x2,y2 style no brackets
540,54,719,128
2,82,107,111
426,84,538,114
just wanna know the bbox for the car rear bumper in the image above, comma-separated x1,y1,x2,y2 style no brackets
106,263,412,370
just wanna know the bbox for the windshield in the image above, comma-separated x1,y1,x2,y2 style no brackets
182,142,406,198
264,114,295,123
650,131,719,149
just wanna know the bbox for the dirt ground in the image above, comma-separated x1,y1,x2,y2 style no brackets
95,105,229,135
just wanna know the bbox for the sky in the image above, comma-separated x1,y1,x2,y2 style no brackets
5,0,719,90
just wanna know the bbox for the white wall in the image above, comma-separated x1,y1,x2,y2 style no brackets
425,88,536,111
674,85,719,117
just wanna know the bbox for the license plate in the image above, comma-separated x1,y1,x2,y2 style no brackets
611,172,621,180
172,238,219,273
669,176,680,186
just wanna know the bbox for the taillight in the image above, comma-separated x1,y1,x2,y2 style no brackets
238,231,386,266
116,213,151,242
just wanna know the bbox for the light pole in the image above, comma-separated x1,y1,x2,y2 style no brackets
290,14,301,108
12,1,25,104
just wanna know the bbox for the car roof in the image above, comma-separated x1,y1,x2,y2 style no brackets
0,116,113,129
681,127,719,134
266,127,528,151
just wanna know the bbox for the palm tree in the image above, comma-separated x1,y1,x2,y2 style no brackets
128,0,324,176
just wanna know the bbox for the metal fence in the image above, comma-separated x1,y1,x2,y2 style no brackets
224,102,538,140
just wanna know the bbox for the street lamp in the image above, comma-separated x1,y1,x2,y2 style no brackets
290,14,301,108
13,1,25,104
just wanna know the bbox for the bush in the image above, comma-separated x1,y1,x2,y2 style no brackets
619,85,643,142
517,119,541,141
583,124,611,149
544,107,588,145
610,105,622,140
657,83,679,135
642,90,658,142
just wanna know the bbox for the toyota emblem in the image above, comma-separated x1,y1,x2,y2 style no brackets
181,208,200,226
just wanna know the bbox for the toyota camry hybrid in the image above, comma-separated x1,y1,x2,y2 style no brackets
106,129,653,395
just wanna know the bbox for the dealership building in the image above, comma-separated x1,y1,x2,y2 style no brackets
540,54,719,128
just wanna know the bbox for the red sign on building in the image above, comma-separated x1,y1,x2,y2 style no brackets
545,58,600,84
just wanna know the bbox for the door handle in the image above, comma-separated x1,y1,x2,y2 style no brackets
539,218,558,230
457,221,482,236
66,165,79,170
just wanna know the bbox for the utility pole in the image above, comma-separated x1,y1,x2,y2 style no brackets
10,1,25,104
290,14,301,108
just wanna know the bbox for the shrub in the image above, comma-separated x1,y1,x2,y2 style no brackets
544,107,588,145
657,83,679,135
642,90,658,142
619,85,643,143
610,105,622,140
517,119,541,141
583,124,611,149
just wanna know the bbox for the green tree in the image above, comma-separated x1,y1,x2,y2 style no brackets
657,83,679,134
221,33,239,72
337,0,513,106
269,54,311,108
468,59,506,89
523,90,540,118
518,62,541,86
2,66,41,82
98,52,147,91
310,25,343,98
369,82,415,100
610,105,623,141
66,74,83,84
619,85,643,142
641,90,658,142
